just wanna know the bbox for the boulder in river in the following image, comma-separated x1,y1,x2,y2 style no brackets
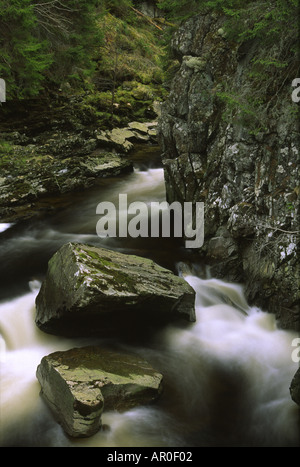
36,346,163,438
35,243,196,337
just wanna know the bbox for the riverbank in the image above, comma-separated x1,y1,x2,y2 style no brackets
0,117,158,225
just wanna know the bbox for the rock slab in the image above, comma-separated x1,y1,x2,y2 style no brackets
35,242,196,336
36,346,163,438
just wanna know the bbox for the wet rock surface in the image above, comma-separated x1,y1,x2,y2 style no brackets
157,13,299,330
290,368,300,408
35,242,196,337
0,115,157,224
36,346,163,438
0,146,133,223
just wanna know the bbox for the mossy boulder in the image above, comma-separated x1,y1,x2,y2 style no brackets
36,346,163,438
35,243,196,337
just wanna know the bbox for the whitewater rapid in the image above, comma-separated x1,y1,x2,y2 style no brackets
0,165,299,447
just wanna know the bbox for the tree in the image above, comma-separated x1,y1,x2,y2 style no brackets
158,0,299,131
0,0,52,98
0,0,103,99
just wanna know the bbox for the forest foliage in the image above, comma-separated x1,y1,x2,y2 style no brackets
0,0,299,128
159,0,299,132
0,0,104,98
0,0,168,126
0,0,162,98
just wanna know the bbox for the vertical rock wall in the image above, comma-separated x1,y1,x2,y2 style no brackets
158,14,299,330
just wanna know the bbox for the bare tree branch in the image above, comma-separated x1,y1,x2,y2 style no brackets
129,6,163,31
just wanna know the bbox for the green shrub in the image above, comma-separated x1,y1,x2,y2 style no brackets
0,0,103,99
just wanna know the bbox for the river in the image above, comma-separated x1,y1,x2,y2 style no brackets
0,146,299,447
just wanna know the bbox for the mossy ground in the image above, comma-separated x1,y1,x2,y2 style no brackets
78,11,169,129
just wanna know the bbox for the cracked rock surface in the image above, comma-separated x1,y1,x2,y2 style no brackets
36,346,163,438
35,242,196,337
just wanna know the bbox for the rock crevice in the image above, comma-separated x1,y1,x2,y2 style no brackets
158,13,299,331
36,346,163,438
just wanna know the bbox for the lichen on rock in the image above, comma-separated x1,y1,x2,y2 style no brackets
36,346,163,438
35,242,196,337
157,13,300,331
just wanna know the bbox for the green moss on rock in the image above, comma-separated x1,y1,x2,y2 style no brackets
36,345,163,437
35,242,196,337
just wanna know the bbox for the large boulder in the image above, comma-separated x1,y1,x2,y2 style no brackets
35,243,196,337
36,346,163,438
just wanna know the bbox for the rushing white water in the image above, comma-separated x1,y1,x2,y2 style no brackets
0,163,299,447
0,275,298,447
159,275,299,447
0,223,13,233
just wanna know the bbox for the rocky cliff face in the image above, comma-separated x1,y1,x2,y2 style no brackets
158,14,299,330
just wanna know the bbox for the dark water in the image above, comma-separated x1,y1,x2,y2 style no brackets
0,146,299,447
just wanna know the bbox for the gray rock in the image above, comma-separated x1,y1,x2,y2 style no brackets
207,226,238,260
35,243,196,337
0,119,158,224
128,121,149,134
290,368,300,407
157,13,300,330
100,128,135,152
96,122,158,153
0,147,133,223
36,346,163,438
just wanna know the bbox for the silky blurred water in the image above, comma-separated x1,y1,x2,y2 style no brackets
0,150,299,447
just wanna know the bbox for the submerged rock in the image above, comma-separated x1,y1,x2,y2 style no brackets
36,346,163,438
35,242,196,337
290,368,300,407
